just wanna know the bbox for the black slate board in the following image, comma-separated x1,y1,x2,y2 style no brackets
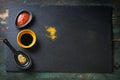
6,4,112,72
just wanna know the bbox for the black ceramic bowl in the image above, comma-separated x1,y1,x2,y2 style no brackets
14,51,32,70
15,10,32,28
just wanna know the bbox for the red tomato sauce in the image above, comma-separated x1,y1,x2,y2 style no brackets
17,12,30,27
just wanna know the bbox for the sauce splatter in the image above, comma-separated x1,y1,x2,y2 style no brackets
1,27,5,32
46,26,57,40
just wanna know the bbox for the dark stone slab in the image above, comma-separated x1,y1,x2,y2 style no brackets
7,4,112,72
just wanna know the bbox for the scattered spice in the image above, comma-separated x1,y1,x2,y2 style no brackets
18,54,27,65
46,26,57,40
17,12,30,27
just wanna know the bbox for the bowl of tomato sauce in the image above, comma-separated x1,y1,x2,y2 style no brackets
15,10,32,28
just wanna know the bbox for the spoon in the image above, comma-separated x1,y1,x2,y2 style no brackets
3,39,32,70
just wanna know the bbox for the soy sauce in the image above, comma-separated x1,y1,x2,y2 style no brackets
21,34,33,46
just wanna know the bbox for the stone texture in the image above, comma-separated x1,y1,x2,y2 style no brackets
0,0,120,80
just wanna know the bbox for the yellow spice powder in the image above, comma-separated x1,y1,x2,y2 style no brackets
46,26,57,40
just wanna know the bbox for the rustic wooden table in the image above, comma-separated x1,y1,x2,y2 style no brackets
0,0,120,80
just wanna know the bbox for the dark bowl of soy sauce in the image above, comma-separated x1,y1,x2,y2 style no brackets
17,29,36,48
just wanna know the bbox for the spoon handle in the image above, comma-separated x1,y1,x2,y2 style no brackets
3,39,17,55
